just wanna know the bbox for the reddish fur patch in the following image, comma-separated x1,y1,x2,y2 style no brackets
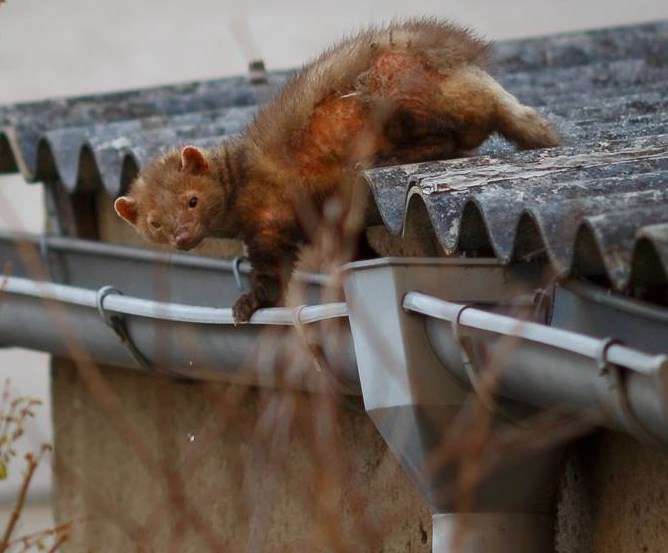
256,224,282,244
291,54,450,178
367,53,443,115
254,204,286,226
293,95,380,177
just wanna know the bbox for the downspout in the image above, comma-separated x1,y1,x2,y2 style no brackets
343,258,668,552
402,290,668,551
342,258,564,553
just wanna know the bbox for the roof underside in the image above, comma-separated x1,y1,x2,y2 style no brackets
1,20,667,302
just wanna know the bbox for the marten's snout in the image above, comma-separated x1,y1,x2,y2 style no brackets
174,231,199,250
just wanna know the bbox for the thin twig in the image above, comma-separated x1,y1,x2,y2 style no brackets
46,532,70,553
0,445,49,551
8,521,72,551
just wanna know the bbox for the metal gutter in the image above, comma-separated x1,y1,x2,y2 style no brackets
403,291,668,446
1,238,664,432
551,279,668,353
0,231,327,306
0,274,357,393
3,276,347,325
0,232,358,393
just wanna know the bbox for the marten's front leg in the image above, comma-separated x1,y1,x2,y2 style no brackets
233,223,300,323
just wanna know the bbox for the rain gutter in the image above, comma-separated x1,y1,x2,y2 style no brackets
403,291,668,446
2,240,667,551
0,232,358,393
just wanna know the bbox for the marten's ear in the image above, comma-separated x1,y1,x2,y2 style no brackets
114,196,138,226
180,146,210,175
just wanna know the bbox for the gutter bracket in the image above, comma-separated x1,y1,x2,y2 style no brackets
292,304,361,401
96,285,159,374
597,337,665,450
232,256,247,292
38,235,53,281
450,303,517,423
39,234,68,284
451,304,485,396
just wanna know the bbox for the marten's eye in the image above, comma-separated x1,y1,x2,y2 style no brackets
188,196,198,208
149,219,161,229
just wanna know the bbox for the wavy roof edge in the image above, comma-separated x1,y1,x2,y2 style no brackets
363,134,668,297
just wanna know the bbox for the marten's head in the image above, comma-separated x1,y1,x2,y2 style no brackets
114,146,229,251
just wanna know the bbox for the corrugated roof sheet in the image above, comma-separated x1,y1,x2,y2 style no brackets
0,74,288,194
364,21,668,300
0,20,667,301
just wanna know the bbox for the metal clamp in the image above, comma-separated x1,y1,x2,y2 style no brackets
450,304,523,423
450,304,497,410
96,285,154,372
451,304,480,391
532,283,555,325
232,256,247,292
38,235,51,280
596,337,665,450
292,304,308,328
292,303,362,402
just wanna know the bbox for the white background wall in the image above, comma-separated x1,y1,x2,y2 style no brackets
0,0,667,534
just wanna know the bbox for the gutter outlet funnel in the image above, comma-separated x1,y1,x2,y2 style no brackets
343,259,560,553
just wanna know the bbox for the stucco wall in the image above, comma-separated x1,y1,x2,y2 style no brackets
556,431,668,553
52,359,432,551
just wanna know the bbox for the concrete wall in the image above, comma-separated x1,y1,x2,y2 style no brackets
556,432,668,553
52,359,432,551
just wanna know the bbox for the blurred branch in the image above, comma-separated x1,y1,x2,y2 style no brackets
0,382,70,552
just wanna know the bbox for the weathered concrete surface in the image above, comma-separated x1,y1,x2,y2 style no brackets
52,359,431,552
556,431,668,553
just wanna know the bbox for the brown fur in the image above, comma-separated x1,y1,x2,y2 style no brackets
114,19,561,322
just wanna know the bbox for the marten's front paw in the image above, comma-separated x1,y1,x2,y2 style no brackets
232,293,258,324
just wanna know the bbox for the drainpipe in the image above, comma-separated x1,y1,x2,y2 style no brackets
432,513,554,553
401,289,668,551
343,258,563,553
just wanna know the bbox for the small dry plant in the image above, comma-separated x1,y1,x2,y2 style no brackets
0,380,70,552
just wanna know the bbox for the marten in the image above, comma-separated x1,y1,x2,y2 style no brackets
114,19,561,322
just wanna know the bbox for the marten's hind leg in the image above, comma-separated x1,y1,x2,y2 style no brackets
436,66,561,151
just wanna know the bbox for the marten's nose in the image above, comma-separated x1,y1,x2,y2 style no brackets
174,232,196,250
